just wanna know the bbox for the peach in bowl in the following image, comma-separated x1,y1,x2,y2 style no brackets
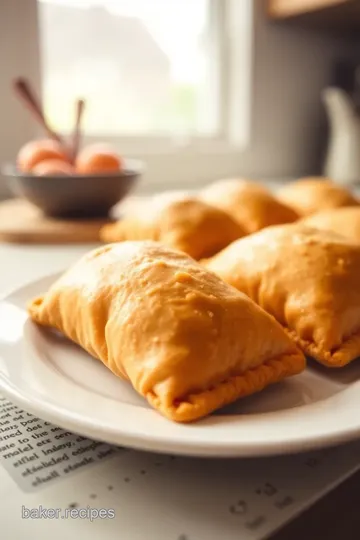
3,140,143,218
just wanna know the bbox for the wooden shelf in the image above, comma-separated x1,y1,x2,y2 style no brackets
268,0,360,29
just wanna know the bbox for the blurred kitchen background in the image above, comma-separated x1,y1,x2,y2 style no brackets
1,0,360,196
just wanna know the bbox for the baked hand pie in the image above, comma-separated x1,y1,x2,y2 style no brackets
100,195,245,260
28,241,305,422
199,179,299,233
204,224,360,367
277,177,359,216
301,207,360,243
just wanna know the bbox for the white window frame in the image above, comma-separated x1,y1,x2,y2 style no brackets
0,0,253,194
42,0,253,155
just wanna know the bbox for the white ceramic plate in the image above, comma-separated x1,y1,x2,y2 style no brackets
1,274,360,457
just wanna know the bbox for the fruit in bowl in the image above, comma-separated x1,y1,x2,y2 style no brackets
5,152,142,218
31,158,75,176
76,144,124,174
3,78,142,217
16,139,124,177
17,139,71,172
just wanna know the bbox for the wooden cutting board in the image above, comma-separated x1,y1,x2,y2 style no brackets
0,199,112,244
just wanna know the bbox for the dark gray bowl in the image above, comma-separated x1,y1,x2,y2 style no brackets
2,159,143,218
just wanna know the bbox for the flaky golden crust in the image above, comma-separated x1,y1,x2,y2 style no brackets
28,241,305,422
200,179,299,233
100,196,245,260
277,177,359,216
301,207,360,243
205,224,360,367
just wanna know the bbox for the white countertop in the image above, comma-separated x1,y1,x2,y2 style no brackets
0,243,99,294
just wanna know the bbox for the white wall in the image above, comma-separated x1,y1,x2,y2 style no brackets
0,0,358,197
245,0,359,179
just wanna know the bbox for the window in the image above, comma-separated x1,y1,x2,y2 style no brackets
0,0,252,194
38,0,221,138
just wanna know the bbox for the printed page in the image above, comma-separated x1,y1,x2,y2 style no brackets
1,394,359,540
